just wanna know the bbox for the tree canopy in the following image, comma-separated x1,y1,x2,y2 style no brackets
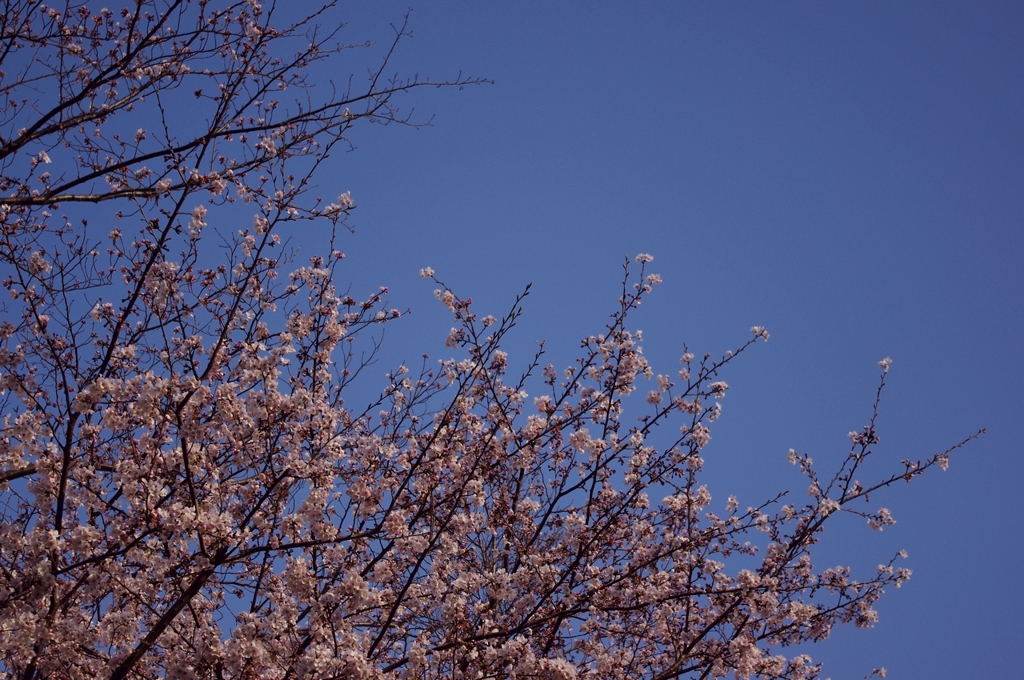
0,2,979,678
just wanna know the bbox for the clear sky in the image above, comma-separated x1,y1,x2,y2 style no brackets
291,3,1021,677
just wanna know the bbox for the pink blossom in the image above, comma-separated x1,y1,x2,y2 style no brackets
0,7,978,679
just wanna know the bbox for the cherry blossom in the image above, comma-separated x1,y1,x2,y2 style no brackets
0,2,981,679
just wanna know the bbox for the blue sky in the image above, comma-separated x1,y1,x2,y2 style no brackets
291,3,1021,677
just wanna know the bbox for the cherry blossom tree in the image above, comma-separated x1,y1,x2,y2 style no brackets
0,1,981,678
